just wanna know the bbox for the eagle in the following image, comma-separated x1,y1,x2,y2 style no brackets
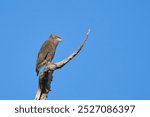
36,34,62,76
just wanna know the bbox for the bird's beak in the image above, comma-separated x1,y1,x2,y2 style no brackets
57,38,62,42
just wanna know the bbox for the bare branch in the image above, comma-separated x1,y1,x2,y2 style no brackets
34,30,90,100
54,29,90,69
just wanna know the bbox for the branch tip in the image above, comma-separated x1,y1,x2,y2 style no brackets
87,29,91,36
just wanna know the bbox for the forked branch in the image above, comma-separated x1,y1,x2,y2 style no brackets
34,30,90,100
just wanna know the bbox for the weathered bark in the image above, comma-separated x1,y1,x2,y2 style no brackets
34,30,90,100
34,71,53,100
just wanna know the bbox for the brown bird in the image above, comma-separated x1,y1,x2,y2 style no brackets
36,34,62,76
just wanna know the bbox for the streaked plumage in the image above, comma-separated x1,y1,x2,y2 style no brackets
36,34,61,75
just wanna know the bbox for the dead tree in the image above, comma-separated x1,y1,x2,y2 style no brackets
35,30,90,100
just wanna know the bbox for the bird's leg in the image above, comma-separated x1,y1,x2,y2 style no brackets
39,60,47,68
44,62,57,72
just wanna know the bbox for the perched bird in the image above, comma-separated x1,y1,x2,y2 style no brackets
36,34,62,76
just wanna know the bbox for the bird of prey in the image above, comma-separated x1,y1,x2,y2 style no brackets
36,34,62,76
35,30,90,100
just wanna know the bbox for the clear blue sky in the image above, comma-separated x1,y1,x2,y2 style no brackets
0,0,150,100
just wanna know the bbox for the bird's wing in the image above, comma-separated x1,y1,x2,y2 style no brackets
36,40,51,73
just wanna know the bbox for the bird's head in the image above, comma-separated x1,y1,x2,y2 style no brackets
50,34,62,42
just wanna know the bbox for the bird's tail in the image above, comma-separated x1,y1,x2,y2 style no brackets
36,67,39,76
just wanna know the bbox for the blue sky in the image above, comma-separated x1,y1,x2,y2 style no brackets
0,0,150,100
